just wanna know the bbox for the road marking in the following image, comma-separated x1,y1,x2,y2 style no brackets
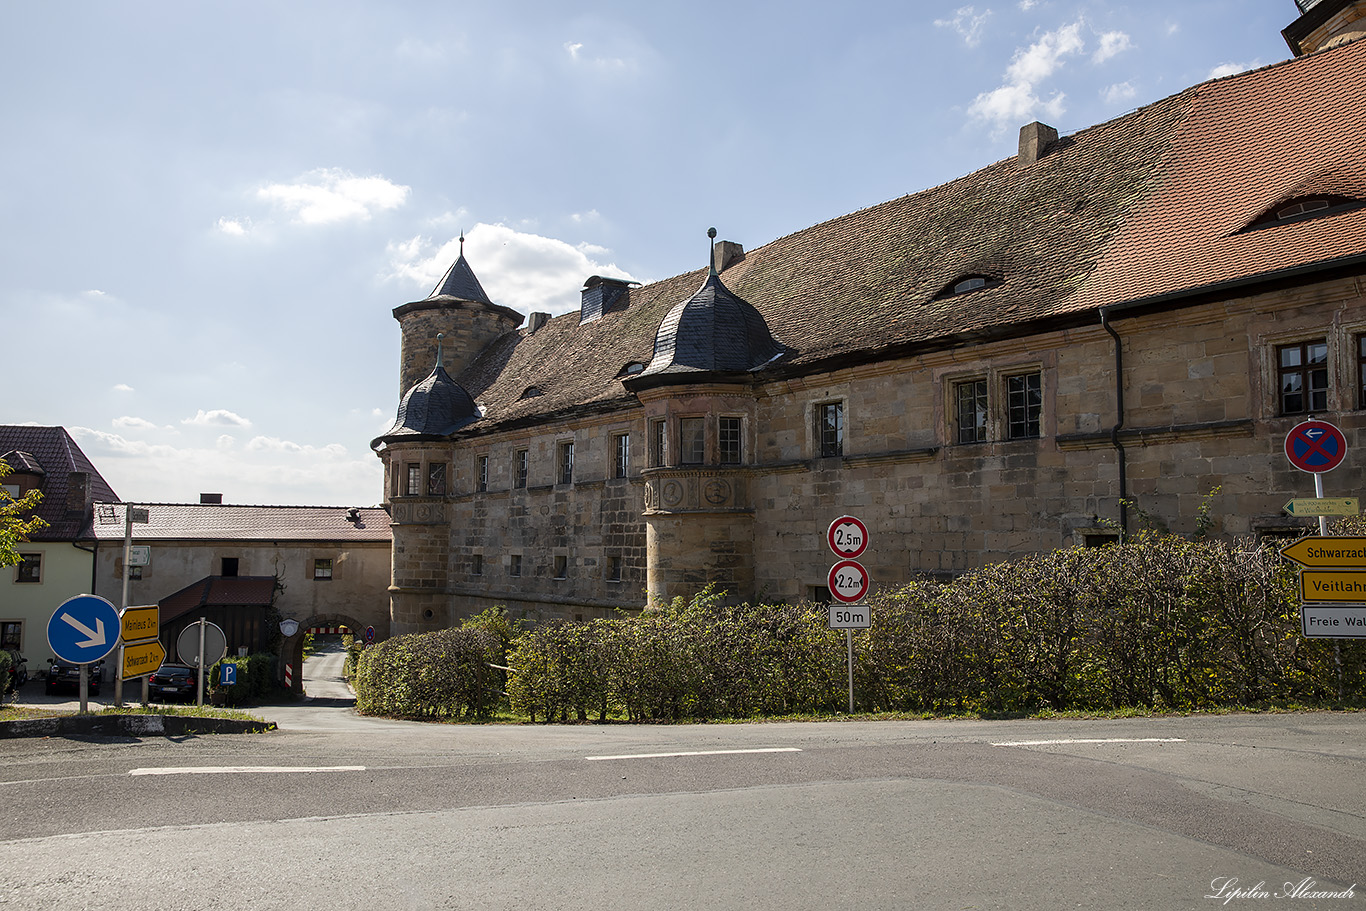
585,748,802,761
991,738,1185,747
129,766,366,776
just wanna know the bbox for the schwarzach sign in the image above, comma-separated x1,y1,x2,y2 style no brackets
1279,537,1366,569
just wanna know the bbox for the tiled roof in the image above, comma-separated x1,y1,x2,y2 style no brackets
160,576,276,623
428,251,494,304
446,40,1366,436
373,362,479,447
638,272,788,379
90,503,392,542
0,425,120,541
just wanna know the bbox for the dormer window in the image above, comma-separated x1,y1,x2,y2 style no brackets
937,275,1001,298
1246,195,1360,230
617,362,646,378
519,386,543,400
954,277,987,294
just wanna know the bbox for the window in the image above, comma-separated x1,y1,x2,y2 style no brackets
553,555,568,579
428,463,447,496
614,433,630,479
477,455,489,492
313,558,333,580
649,418,667,467
221,557,239,578
679,417,705,465
1006,372,1042,439
1275,199,1330,219
405,463,421,496
558,441,574,484
719,416,742,464
809,585,832,604
607,555,622,582
1357,334,1366,409
125,565,142,580
471,554,483,576
816,402,843,457
15,553,40,584
0,621,21,651
509,554,522,577
514,449,528,488
955,379,988,443
1278,339,1328,415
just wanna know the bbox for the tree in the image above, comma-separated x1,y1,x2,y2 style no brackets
0,458,47,568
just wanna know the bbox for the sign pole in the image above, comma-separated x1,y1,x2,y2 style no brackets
845,629,854,713
197,617,206,706
115,504,134,708
1314,472,1329,537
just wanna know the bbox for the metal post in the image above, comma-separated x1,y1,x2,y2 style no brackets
1314,472,1329,537
79,663,88,714
196,617,206,706
115,504,133,708
846,628,855,714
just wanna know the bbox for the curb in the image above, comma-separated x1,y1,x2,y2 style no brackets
0,713,276,739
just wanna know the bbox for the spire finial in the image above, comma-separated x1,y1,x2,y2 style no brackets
436,332,445,366
459,232,465,255
707,227,718,277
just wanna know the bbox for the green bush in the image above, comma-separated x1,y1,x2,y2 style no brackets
353,627,503,719
210,653,278,705
0,649,12,695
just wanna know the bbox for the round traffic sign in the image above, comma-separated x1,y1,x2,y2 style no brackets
828,559,871,603
827,516,869,559
365,625,375,642
1285,420,1347,473
47,594,122,665
177,621,228,667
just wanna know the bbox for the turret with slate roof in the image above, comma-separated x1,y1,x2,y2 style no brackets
372,335,481,449
391,234,523,396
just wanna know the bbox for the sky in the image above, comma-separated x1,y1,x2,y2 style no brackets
0,1,1299,507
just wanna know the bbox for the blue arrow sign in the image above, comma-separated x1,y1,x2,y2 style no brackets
47,594,121,665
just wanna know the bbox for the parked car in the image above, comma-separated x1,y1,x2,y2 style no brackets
3,648,26,692
148,664,200,702
45,658,104,697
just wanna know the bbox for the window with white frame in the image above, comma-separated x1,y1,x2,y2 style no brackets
719,416,742,464
613,433,630,479
15,553,40,584
815,402,843,457
558,441,574,484
649,418,667,467
1006,372,1042,439
515,449,528,488
1277,339,1328,415
954,379,988,443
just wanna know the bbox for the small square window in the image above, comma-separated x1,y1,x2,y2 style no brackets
955,379,988,444
553,555,568,579
509,554,522,577
15,553,41,584
679,417,705,464
719,416,742,464
0,621,21,651
471,554,483,576
1006,372,1041,439
809,585,832,604
221,557,239,577
515,449,528,488
607,555,622,582
614,433,630,479
477,455,489,492
313,558,333,580
558,441,574,485
815,402,843,457
1277,339,1328,415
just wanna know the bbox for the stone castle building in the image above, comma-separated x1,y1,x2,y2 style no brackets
373,0,1366,635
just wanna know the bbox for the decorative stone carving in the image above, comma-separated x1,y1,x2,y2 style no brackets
643,469,751,514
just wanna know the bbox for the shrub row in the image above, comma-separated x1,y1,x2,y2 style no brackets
209,653,278,705
353,627,504,719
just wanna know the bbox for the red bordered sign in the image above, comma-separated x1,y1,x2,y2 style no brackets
827,515,868,559
828,560,870,603
1285,420,1348,473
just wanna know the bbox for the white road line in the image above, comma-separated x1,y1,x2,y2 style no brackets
129,766,366,776
585,748,803,761
991,738,1186,747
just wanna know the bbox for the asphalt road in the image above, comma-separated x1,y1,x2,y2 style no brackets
1,660,1361,909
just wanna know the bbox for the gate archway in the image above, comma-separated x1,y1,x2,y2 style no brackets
279,612,377,696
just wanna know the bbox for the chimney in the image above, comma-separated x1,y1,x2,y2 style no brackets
527,312,550,334
579,276,634,325
65,472,90,514
1018,121,1058,167
200,493,223,504
713,240,745,273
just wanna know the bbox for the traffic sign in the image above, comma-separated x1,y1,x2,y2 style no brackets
1301,606,1366,638
365,625,375,643
828,559,871,603
120,605,160,643
176,621,227,667
1280,537,1366,569
1284,420,1347,473
1299,570,1366,603
128,545,151,567
827,516,869,559
1283,498,1359,517
46,595,121,665
121,639,166,679
828,603,871,629
220,664,237,686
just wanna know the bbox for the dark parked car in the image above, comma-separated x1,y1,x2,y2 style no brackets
45,658,104,696
148,664,199,702
4,648,27,692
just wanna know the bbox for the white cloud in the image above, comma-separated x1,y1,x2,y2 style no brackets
216,216,248,236
934,7,992,48
968,20,1084,130
386,222,639,316
257,168,410,225
1018,0,1037,9
1208,60,1262,79
113,416,157,431
563,40,635,72
1092,30,1131,64
113,384,135,393
182,409,252,428
216,435,235,450
1102,81,1137,104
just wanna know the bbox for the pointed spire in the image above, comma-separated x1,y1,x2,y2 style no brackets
707,227,718,277
425,235,494,304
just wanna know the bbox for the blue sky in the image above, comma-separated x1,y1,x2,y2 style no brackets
0,1,1297,506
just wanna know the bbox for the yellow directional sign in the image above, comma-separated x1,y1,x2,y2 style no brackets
120,605,159,643
121,639,166,680
1300,571,1366,603
1279,537,1366,569
1282,497,1360,517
